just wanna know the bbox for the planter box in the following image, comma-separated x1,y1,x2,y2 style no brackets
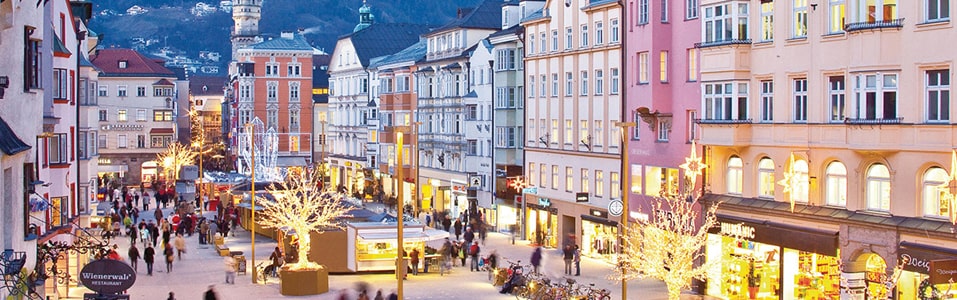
280,266,328,296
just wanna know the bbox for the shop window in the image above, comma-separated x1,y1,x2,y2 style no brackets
645,167,679,197
707,235,782,299
727,156,743,194
866,164,891,212
922,167,949,218
791,159,809,203
630,164,642,194
758,158,775,198
825,161,847,207
864,254,889,299
788,249,841,299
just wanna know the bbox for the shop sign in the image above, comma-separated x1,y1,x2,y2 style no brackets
522,187,538,195
589,209,608,219
719,222,756,239
930,259,957,285
100,124,144,131
79,259,137,294
575,192,589,203
899,252,932,273
898,242,957,274
539,198,551,207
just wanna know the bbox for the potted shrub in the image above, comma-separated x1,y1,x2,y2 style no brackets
747,261,761,300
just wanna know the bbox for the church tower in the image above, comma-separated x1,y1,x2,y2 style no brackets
353,0,374,33
231,0,262,61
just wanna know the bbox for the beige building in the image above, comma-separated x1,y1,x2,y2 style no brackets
697,0,956,299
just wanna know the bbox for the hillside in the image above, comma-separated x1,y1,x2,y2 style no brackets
88,0,483,74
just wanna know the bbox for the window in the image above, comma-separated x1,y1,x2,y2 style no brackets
639,52,649,83
546,73,556,97
117,85,128,97
137,86,146,97
702,3,749,44
153,110,173,121
565,27,573,49
496,49,517,70
659,51,669,82
267,108,278,129
923,167,950,217
565,167,574,192
540,75,547,97
760,1,774,41
825,161,848,206
98,109,108,122
396,76,410,92
551,119,559,144
611,68,620,94
552,165,559,189
829,0,846,33
266,63,279,76
794,78,808,122
290,109,300,130
611,19,620,42
611,172,621,198
552,30,559,51
702,82,748,120
687,0,699,18
829,76,846,122
595,70,604,95
854,73,898,120
927,0,950,22
288,63,301,77
467,140,478,155
760,80,774,122
630,165,642,194
153,87,173,97
580,71,589,95
565,72,573,96
596,171,605,197
25,28,41,90
927,70,950,122
594,120,604,147
466,105,478,120
639,0,649,24
646,167,679,197
687,48,698,81
98,85,108,97
137,135,146,148
290,82,301,100
47,134,68,164
529,163,537,186
793,0,808,37
540,32,546,54
53,68,68,100
496,127,518,148
792,159,810,203
581,24,589,47
267,82,278,102
565,119,573,144
758,158,775,198
866,164,891,211
595,22,604,44
657,121,669,141
633,112,642,140
854,0,898,23
529,32,536,54
687,110,699,142
117,134,128,149
117,110,128,122
360,78,369,94
540,164,547,187
727,157,743,194
529,76,536,98
150,135,173,148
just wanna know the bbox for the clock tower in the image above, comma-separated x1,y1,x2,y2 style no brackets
231,0,262,61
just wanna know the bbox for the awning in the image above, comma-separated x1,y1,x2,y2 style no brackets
150,128,174,134
423,229,450,240
358,231,430,242
580,214,617,227
276,156,307,167
0,115,30,155
98,165,129,173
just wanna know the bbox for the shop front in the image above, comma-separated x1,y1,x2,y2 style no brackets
524,199,558,248
896,242,957,300
706,215,840,300
580,210,617,262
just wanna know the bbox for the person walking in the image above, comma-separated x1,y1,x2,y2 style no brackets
453,219,463,240
199,220,209,245
442,216,452,232
409,248,420,276
204,285,218,300
487,250,499,281
128,244,140,272
374,289,384,300
143,245,155,276
173,234,186,260
563,244,574,275
268,246,283,277
166,292,175,300
531,246,543,274
223,255,236,284
573,245,581,276
469,241,481,272
439,238,452,276
142,191,150,211
153,207,163,224
163,244,174,273
463,227,474,246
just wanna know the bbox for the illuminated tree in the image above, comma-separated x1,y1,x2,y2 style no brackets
156,142,196,181
259,167,351,270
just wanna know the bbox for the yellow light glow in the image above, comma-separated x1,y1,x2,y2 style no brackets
940,150,957,225
678,140,707,189
777,153,797,212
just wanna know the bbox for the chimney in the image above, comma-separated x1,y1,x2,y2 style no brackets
280,31,294,39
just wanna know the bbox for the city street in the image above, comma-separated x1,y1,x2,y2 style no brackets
62,205,713,300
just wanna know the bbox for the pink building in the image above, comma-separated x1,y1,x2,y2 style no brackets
623,0,701,216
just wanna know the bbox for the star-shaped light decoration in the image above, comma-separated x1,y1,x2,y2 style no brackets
938,150,957,225
777,153,798,212
679,141,707,191
509,176,529,193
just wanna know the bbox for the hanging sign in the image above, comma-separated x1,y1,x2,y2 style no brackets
79,259,137,294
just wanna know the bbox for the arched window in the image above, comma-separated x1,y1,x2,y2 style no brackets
793,160,809,203
758,158,775,198
727,157,743,194
922,167,949,217
866,164,891,211
825,162,847,207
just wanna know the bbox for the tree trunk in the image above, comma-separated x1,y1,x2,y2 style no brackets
296,233,310,266
667,284,681,300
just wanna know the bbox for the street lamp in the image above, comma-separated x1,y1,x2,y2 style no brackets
613,121,635,300
246,123,258,284
394,127,408,299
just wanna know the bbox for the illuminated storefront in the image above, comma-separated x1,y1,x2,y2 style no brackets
580,211,617,262
706,215,840,300
524,200,557,248
896,242,957,300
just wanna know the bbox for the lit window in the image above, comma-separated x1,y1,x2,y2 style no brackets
825,161,847,206
922,167,950,217
727,157,743,194
866,164,891,211
758,158,775,198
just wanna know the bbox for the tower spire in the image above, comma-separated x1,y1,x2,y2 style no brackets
353,0,375,33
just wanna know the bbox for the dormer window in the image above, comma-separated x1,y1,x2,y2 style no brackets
118,60,128,69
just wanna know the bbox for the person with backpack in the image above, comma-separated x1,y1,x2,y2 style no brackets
469,241,481,272
457,242,466,267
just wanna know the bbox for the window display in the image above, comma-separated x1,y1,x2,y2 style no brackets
792,250,840,299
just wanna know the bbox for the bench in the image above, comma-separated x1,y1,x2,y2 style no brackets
216,244,230,256
214,236,224,246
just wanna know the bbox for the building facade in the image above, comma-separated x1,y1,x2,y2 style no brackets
697,0,957,299
90,48,179,186
521,0,622,249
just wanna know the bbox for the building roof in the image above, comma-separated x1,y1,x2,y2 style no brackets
53,35,71,55
342,23,433,67
520,8,545,23
369,39,427,69
488,24,522,39
431,0,505,33
90,48,176,77
0,116,30,155
153,78,175,86
584,0,618,8
246,33,314,51
189,76,228,96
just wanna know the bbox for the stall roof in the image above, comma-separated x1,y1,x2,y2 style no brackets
358,231,430,242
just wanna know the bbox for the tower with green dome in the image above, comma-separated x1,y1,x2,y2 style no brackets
353,0,375,32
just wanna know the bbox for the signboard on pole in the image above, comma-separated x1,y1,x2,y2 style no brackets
79,259,136,294
522,187,538,195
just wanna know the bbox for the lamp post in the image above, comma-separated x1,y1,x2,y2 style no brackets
411,121,422,217
613,121,635,300
246,123,257,284
394,127,407,298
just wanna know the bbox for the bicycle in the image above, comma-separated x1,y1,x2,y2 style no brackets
254,262,280,283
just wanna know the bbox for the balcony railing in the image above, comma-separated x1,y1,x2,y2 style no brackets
696,118,753,125
845,18,904,32
843,117,904,125
694,39,752,48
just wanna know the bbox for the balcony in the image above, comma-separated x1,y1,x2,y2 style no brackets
694,39,752,49
845,18,904,32
699,121,957,152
